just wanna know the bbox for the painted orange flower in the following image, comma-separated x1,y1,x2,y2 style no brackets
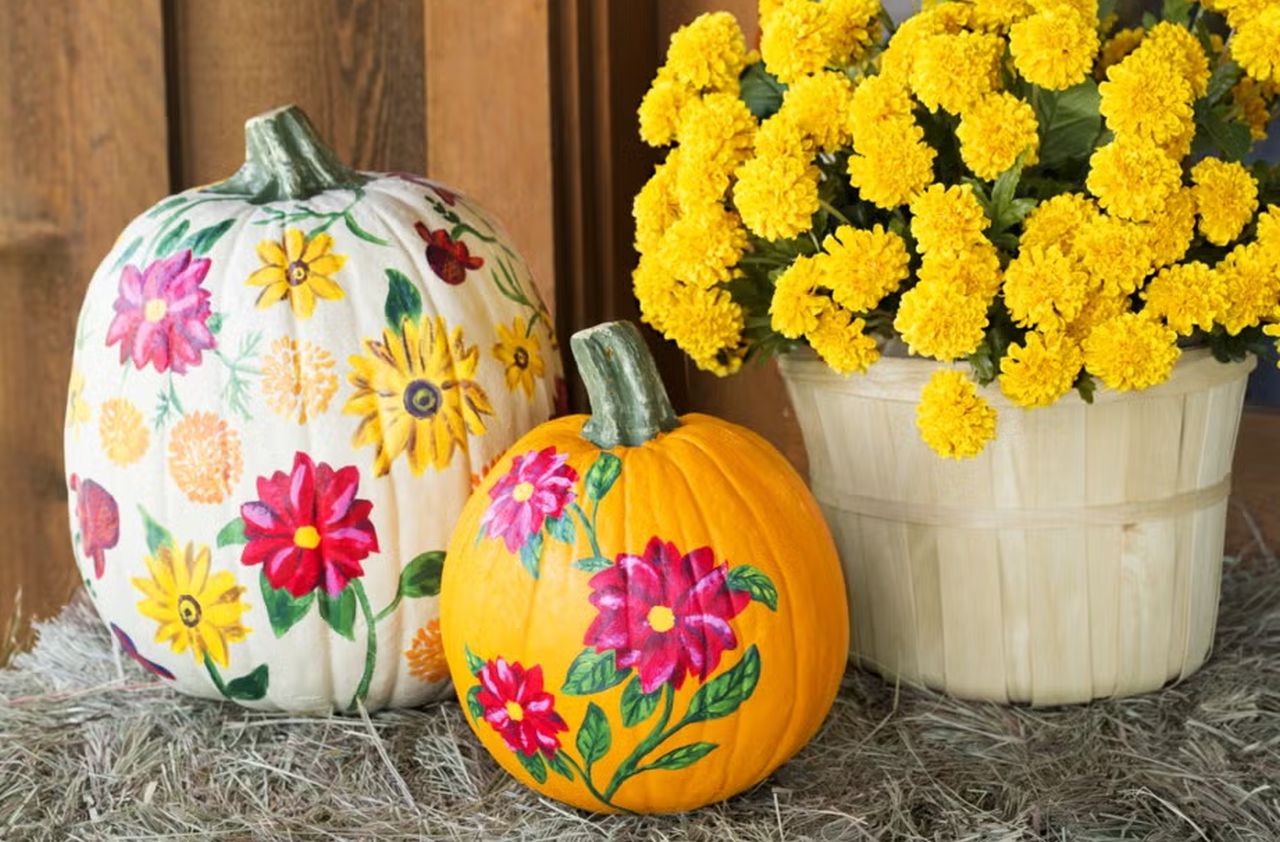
469,455,501,491
99,398,149,466
261,337,338,423
168,411,244,503
405,618,449,682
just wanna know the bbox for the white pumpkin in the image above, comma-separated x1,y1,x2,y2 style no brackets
64,105,564,712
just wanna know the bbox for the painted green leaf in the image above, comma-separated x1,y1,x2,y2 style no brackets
572,556,611,573
464,644,485,676
515,749,548,784
317,585,357,641
466,684,484,719
576,702,611,765
584,453,622,502
225,664,270,701
738,63,787,121
146,195,188,217
184,219,235,255
644,741,718,772
519,531,544,579
726,565,779,611
620,676,660,727
547,750,575,781
259,570,315,638
561,648,629,696
1035,80,1102,169
384,268,422,332
546,512,575,544
685,645,761,724
110,236,144,272
345,211,389,246
399,550,445,598
207,313,224,335
216,517,248,548
155,219,191,256
138,506,174,555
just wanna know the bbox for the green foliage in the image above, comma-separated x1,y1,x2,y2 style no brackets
684,645,761,724
1034,80,1102,170
317,586,357,641
561,649,629,696
398,551,445,599
259,572,315,638
738,64,787,120
384,268,423,332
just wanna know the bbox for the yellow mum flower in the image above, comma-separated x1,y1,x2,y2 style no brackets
917,243,1003,298
633,155,681,253
1098,50,1194,144
1073,213,1154,296
733,146,821,241
1003,244,1093,330
1029,0,1097,16
956,92,1040,180
910,183,989,255
1191,158,1259,246
493,317,546,397
847,120,938,209
675,93,757,208
1256,203,1280,260
761,0,880,83
1232,6,1280,85
1218,242,1280,334
1066,288,1131,343
1009,7,1099,91
916,368,997,459
1232,76,1275,141
633,254,680,333
663,11,749,92
999,331,1084,408
822,224,911,312
968,0,1034,30
638,76,693,147
1086,136,1181,222
1141,187,1197,268
247,230,347,319
849,73,914,130
910,32,1004,114
1096,27,1144,79
778,71,855,151
661,284,745,372
770,256,828,338
893,282,990,361
1140,262,1226,336
1139,23,1210,98
345,316,494,476
99,397,148,466
808,303,881,374
1020,192,1097,252
133,541,249,668
656,205,749,289
1082,312,1180,391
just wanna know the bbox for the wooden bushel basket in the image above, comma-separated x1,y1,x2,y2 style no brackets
779,348,1256,705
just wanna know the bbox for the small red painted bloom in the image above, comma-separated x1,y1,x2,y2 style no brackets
70,474,119,579
105,249,216,374
240,452,379,597
481,447,578,553
414,221,483,284
475,657,568,758
585,537,751,694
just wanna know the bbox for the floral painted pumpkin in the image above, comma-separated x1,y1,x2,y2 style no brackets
440,321,848,813
64,105,563,712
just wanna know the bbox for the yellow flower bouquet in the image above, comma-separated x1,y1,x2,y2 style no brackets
632,0,1280,459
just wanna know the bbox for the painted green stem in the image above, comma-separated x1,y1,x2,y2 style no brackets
603,683,675,801
559,752,626,813
209,104,368,203
350,580,378,710
570,321,679,449
203,656,230,698
568,502,605,563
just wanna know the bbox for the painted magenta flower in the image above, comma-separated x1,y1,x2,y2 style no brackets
414,221,482,284
105,249,215,374
247,230,347,319
585,537,750,694
240,452,379,597
70,474,119,578
481,447,578,552
475,657,568,758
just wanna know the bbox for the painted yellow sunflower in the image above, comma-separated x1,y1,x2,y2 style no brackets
345,315,494,476
492,317,546,397
66,367,90,439
247,229,347,319
132,541,250,668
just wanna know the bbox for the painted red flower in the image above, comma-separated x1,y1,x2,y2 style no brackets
414,221,483,284
475,657,567,758
481,447,578,552
110,623,175,680
585,537,750,694
240,452,379,597
70,474,119,579
105,249,216,374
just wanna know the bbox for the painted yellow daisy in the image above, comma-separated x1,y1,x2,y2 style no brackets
345,315,495,476
247,229,347,319
493,317,546,397
66,367,90,439
99,398,148,467
132,541,250,668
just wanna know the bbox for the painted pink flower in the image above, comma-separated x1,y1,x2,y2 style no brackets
240,452,379,597
481,447,578,552
105,249,216,374
70,474,119,579
475,657,567,758
585,537,750,694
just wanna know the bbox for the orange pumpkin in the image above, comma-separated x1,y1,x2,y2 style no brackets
440,321,848,814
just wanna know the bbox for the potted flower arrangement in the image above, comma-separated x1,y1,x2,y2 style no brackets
631,0,1280,704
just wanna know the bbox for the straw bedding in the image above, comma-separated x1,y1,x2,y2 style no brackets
3,527,1278,840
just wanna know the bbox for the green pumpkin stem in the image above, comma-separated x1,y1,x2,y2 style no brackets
571,321,679,448
208,104,367,203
